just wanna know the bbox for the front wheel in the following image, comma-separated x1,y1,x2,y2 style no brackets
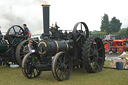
22,53,42,79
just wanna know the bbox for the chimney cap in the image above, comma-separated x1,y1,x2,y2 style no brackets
42,4,50,7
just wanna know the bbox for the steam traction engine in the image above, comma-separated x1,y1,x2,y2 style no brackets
22,5,105,81
0,25,29,66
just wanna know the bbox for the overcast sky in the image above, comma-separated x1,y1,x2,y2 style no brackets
0,0,128,34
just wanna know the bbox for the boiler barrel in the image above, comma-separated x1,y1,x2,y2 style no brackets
37,40,75,56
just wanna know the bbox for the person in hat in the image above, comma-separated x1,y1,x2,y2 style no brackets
23,40,34,54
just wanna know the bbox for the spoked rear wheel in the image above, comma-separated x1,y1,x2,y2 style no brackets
16,40,28,66
82,37,105,73
22,53,42,79
52,52,73,81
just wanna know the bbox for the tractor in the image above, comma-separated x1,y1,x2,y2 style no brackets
103,36,128,53
21,4,105,81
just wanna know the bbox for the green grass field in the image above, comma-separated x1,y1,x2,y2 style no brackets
0,61,128,85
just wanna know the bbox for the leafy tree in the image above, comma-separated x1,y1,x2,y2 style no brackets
100,14,122,33
100,14,109,32
119,28,127,35
119,28,128,38
109,17,122,33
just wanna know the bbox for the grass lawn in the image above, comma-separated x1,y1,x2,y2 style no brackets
0,61,128,85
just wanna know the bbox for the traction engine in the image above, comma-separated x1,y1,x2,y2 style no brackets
0,25,29,66
22,4,105,81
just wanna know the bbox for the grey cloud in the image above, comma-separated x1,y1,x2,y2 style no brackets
0,0,47,34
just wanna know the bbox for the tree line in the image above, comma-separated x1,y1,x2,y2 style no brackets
100,14,122,33
91,14,128,38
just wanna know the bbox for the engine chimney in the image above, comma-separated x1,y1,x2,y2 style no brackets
42,4,50,37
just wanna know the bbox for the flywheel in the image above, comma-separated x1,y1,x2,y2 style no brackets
72,22,89,48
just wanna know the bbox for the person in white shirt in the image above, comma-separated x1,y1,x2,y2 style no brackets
106,33,111,40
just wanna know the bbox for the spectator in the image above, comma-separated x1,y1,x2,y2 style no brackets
23,40,34,54
23,24,31,38
110,52,128,69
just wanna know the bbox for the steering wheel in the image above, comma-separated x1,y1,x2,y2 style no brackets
6,25,25,46
72,22,89,48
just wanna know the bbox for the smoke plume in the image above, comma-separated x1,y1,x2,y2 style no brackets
0,0,50,34
34,0,49,5
2,7,24,28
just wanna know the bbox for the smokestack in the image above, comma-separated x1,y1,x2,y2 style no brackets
42,4,50,36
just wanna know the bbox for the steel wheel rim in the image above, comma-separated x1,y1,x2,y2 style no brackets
19,42,28,60
52,52,72,81
22,53,41,79
16,40,28,66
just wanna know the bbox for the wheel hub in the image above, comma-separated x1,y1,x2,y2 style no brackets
93,50,98,56
61,63,67,69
